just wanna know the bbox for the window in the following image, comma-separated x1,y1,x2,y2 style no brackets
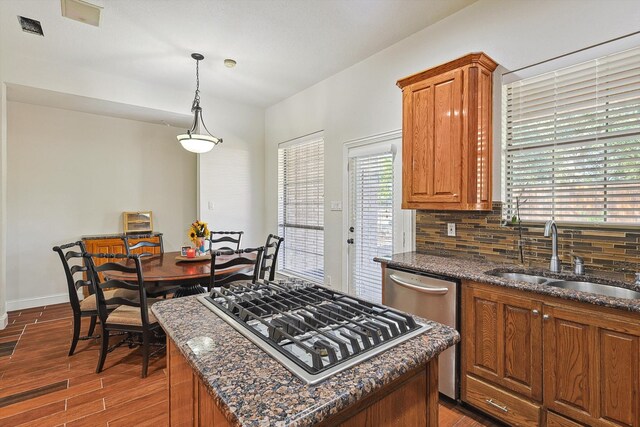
504,46,640,224
277,134,324,282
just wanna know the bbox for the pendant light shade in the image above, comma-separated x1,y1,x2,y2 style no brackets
177,53,222,154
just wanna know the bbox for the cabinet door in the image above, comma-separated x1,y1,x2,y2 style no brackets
463,286,543,401
402,69,463,206
543,305,640,426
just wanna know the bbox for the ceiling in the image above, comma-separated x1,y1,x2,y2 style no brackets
1,0,476,108
7,83,192,128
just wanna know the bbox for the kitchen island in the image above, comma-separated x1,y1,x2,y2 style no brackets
152,291,459,426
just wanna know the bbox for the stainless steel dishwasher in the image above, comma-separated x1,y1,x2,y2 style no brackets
383,266,459,399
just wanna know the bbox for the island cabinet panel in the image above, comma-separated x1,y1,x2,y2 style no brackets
463,285,543,401
463,281,640,427
168,337,441,427
167,338,231,427
397,52,497,211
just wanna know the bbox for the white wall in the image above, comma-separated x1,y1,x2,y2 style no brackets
6,102,197,309
198,97,266,248
0,83,6,327
264,0,640,289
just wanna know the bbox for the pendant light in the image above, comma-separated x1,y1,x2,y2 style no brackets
177,53,222,154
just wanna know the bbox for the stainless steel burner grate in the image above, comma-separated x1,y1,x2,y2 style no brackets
197,279,431,384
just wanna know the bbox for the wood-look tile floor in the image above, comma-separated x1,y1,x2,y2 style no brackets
1,303,499,426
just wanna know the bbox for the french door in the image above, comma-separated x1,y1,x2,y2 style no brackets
345,136,411,303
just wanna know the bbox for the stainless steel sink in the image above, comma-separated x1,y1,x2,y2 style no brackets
546,281,640,300
487,270,640,300
490,272,549,285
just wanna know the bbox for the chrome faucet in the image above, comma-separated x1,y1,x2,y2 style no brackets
544,220,561,273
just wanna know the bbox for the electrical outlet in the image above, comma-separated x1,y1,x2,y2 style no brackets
447,223,456,237
325,275,331,286
208,201,214,211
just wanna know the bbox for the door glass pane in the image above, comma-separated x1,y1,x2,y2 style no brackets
350,151,394,303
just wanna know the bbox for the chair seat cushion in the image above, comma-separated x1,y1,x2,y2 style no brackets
106,299,160,326
80,289,138,311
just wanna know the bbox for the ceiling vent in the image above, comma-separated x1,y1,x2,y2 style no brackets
61,0,102,27
18,16,44,36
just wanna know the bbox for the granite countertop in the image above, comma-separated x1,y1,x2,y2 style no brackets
152,295,459,427
82,231,162,240
375,252,640,313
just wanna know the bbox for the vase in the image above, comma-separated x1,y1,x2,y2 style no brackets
198,238,206,254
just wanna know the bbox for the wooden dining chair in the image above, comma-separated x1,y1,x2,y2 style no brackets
208,247,264,290
208,231,243,252
123,234,176,298
259,234,284,281
53,241,99,356
85,253,163,378
123,233,164,256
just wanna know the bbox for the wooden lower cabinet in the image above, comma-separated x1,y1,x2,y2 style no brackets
167,338,440,427
465,375,541,426
544,304,640,426
463,285,543,401
462,281,640,427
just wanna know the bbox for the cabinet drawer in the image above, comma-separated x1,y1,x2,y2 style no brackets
546,411,583,427
465,375,541,426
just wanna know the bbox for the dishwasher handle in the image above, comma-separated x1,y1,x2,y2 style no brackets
388,274,450,295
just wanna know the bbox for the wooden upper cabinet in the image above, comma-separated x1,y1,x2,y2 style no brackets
398,53,497,210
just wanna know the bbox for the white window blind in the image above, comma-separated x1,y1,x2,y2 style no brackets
277,137,324,283
350,151,394,304
504,46,640,224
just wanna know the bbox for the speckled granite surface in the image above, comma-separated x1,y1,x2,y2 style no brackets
152,295,459,427
375,252,640,313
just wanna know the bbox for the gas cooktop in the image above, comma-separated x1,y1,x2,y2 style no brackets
197,279,431,384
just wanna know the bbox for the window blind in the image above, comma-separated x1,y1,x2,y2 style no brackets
350,151,394,304
504,46,640,224
277,137,324,283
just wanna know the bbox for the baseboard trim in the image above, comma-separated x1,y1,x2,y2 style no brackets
0,312,7,329
7,293,69,311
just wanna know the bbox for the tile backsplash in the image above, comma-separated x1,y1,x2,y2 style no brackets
415,202,640,281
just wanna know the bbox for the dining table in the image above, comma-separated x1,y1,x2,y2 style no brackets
106,251,256,297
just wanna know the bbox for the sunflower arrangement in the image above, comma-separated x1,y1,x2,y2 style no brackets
188,220,209,244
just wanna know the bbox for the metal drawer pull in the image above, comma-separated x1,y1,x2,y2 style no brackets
485,398,508,412
388,274,449,295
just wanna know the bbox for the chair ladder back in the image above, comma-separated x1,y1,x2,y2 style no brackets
209,231,244,252
123,234,164,256
85,253,151,326
210,247,263,289
260,234,284,281
53,241,93,312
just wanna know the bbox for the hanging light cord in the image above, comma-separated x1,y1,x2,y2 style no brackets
192,59,201,110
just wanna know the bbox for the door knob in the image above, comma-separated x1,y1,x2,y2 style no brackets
532,309,539,316
349,226,354,232
543,314,550,320
347,238,354,244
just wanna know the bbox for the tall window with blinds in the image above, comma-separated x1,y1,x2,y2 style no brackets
349,151,394,304
277,136,324,283
504,47,640,224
